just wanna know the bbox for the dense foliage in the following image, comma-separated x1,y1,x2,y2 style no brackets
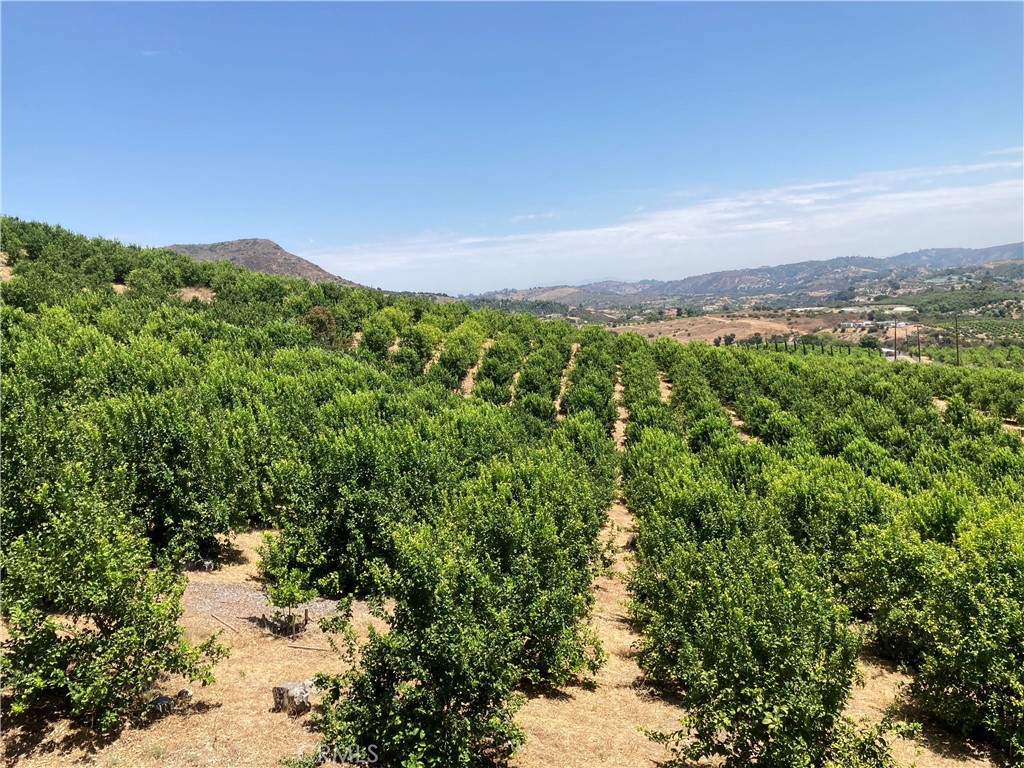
625,338,1023,762
2,218,1021,763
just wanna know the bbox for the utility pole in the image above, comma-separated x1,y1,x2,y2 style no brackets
955,315,960,367
916,325,922,361
892,321,897,361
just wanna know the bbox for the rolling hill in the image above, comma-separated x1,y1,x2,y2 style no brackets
475,243,1024,307
165,239,358,285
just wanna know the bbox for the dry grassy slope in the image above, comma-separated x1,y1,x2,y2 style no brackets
166,239,358,286
612,312,833,344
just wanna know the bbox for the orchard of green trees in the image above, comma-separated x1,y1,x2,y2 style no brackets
1,217,1021,765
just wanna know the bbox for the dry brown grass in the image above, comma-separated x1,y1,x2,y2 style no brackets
845,655,1001,768
658,373,672,405
612,374,628,452
176,286,215,303
110,283,128,295
612,312,833,344
513,496,681,768
515,372,679,767
2,431,1005,767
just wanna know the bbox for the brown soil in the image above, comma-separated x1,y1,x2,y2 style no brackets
510,367,523,401
461,338,495,396
658,374,672,405
349,330,362,350
724,406,756,442
0,253,12,282
422,343,442,375
176,286,215,303
554,343,581,419
612,373,628,452
111,283,128,295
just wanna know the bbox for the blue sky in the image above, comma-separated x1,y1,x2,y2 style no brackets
3,2,1022,294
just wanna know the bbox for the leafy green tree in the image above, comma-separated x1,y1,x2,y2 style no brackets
1,474,227,731
635,531,860,768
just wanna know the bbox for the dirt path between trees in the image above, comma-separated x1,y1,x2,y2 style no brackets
554,342,581,419
514,368,680,768
658,373,672,405
461,338,495,396
724,405,756,442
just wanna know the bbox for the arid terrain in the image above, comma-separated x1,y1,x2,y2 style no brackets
611,311,847,344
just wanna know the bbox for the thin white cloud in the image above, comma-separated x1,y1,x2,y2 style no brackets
300,159,1024,294
509,212,557,223
985,146,1024,156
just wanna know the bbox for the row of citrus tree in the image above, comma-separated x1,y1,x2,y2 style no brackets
2,219,623,767
621,339,1021,762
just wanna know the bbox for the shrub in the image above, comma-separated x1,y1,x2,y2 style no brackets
1,478,226,731
911,512,1024,757
311,522,525,768
634,531,860,768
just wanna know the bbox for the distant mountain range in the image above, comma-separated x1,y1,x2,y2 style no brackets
165,239,358,286
474,243,1024,306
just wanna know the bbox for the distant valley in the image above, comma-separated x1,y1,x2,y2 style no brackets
471,243,1024,316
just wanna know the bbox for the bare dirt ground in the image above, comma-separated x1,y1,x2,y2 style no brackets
512,499,681,768
724,406,755,442
422,343,442,375
110,283,128,295
611,373,628,452
1,532,379,768
176,286,215,303
657,373,672,405
0,253,12,282
2,400,1006,768
461,338,495,395
521,376,1002,768
553,343,580,419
